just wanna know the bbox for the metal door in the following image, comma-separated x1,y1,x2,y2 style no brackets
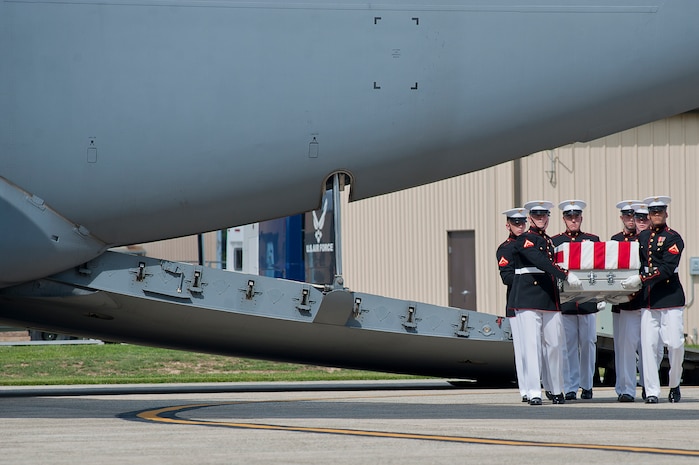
447,230,477,310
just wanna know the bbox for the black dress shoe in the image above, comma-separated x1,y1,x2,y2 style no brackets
618,394,634,403
645,395,659,404
529,397,542,405
552,394,566,404
522,395,529,403
581,389,593,399
564,391,577,400
668,386,681,403
545,391,554,400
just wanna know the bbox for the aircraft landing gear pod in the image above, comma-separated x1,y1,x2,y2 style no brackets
0,177,108,288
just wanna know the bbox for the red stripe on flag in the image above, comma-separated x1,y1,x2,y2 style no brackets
569,242,581,270
594,241,606,269
618,241,630,269
555,250,564,265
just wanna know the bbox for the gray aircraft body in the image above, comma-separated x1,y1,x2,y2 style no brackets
2,0,699,381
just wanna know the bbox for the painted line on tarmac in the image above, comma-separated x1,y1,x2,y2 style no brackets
130,401,699,457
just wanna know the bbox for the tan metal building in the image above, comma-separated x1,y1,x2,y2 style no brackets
139,234,220,268
341,112,699,344
140,113,699,343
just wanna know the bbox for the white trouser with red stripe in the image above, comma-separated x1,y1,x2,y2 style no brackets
612,311,621,395
617,310,641,397
641,307,685,397
517,309,564,400
561,313,597,394
509,315,527,398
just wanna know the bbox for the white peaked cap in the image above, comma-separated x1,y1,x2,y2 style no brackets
558,200,587,212
616,200,640,211
523,200,554,212
630,203,649,215
642,196,671,208
502,208,528,218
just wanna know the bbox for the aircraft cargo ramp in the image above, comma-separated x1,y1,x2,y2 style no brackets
0,251,516,383
1,250,697,386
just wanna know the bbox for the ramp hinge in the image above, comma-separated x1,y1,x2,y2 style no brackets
606,271,615,285
402,305,417,329
455,314,470,337
189,266,204,293
131,262,147,281
296,288,312,314
245,280,255,300
353,297,362,317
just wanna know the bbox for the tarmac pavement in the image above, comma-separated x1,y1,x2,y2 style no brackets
1,380,698,465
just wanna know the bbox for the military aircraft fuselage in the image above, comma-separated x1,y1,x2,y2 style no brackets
2,1,699,284
3,0,699,382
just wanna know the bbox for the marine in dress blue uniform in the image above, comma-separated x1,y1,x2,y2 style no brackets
611,201,656,402
496,207,529,402
609,200,639,401
508,201,582,405
621,196,685,404
551,200,600,400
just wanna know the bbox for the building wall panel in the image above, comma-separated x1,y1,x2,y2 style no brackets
343,160,511,311
138,232,220,268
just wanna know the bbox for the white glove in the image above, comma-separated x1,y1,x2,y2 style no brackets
620,274,642,290
597,301,606,311
566,273,582,289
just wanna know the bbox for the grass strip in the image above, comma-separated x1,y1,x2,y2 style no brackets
0,344,421,385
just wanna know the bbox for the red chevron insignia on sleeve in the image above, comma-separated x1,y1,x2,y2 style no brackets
523,239,534,248
668,244,680,255
498,257,509,267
